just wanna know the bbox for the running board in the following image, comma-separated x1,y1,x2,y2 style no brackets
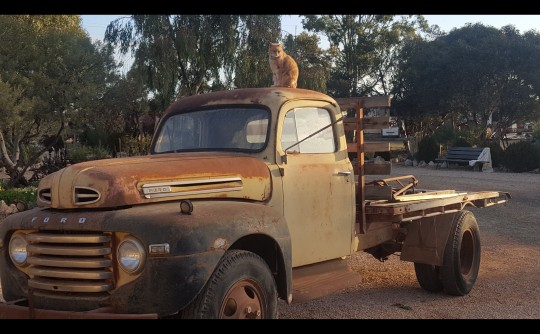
291,258,361,303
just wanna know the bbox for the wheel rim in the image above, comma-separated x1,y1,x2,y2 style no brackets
220,279,265,319
460,229,474,277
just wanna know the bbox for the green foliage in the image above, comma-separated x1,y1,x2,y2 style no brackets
533,125,540,141
233,15,281,90
118,135,152,156
0,15,118,187
417,135,439,163
302,15,429,97
67,144,112,164
502,141,540,172
105,15,281,110
431,126,456,147
393,24,540,140
11,15,83,36
452,137,472,147
284,32,330,92
485,141,505,168
0,186,37,207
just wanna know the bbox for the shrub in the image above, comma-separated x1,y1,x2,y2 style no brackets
433,126,481,149
502,141,540,172
67,143,112,164
485,141,505,168
0,186,38,207
534,141,540,167
452,137,472,147
432,126,455,147
119,135,152,157
532,124,540,141
417,135,439,163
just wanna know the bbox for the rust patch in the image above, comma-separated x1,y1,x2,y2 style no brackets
163,87,335,117
210,237,228,251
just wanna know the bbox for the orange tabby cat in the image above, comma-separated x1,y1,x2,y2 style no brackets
268,42,299,88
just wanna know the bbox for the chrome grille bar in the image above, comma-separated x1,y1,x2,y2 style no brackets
26,232,114,294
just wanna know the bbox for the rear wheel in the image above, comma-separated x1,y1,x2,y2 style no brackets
414,262,443,292
180,250,278,319
440,210,481,296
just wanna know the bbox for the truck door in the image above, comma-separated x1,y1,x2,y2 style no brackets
278,104,356,267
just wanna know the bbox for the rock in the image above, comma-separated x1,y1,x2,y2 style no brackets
405,159,413,166
0,200,19,215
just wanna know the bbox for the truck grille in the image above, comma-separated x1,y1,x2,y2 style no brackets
25,232,114,293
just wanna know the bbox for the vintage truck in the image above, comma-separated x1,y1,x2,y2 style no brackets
0,87,510,319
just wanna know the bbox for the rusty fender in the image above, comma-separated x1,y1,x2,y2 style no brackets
0,200,291,317
400,212,456,266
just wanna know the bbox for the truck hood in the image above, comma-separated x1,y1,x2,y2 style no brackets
37,152,272,209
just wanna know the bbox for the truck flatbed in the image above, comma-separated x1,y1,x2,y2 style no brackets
359,175,509,222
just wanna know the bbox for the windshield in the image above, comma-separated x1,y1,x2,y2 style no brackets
152,107,270,154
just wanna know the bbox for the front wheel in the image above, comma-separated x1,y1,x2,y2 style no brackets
180,250,278,319
440,210,481,296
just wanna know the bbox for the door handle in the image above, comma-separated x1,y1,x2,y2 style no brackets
337,171,351,176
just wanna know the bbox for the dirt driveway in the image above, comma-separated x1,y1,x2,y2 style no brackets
278,164,540,319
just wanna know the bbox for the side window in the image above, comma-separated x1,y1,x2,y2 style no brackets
281,107,336,154
246,118,268,144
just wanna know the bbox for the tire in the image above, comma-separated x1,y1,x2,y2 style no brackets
440,210,481,296
180,250,278,319
414,262,443,292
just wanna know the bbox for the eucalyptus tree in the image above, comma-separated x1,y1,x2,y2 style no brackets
301,15,429,97
83,70,151,155
232,15,281,89
104,15,281,115
0,15,117,187
283,32,331,92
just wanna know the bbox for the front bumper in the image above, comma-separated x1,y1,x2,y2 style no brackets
0,301,157,319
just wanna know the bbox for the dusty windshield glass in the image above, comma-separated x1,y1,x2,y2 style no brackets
153,107,269,153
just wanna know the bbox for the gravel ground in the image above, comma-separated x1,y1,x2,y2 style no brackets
1,164,539,318
279,164,540,319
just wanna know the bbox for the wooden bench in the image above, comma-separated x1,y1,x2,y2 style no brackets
435,147,492,171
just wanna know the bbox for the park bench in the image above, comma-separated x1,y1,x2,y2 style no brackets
435,146,492,171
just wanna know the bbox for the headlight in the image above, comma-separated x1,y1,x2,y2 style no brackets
117,237,146,274
9,233,28,266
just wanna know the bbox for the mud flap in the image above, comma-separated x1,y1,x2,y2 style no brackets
400,213,456,266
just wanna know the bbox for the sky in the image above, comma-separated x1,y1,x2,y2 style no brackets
81,15,540,43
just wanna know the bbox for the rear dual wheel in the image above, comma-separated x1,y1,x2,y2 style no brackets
414,210,481,296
